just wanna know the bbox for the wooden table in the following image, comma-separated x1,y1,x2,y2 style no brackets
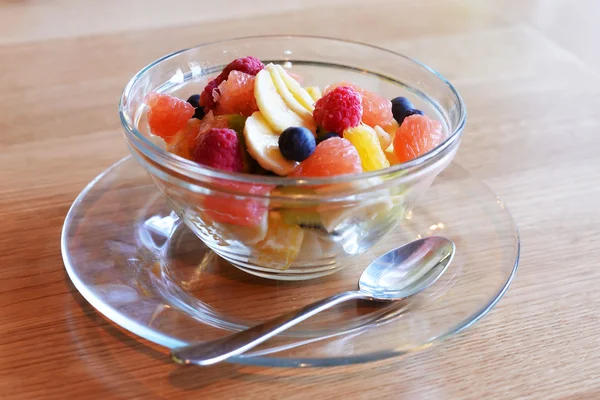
2,0,599,398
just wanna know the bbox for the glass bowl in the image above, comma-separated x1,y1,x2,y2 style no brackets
119,36,466,280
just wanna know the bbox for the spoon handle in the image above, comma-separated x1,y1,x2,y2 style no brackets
171,290,368,366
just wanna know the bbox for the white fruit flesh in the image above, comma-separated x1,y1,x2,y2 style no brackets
305,86,322,102
266,64,313,121
374,125,392,150
254,68,310,134
244,111,298,176
275,65,316,111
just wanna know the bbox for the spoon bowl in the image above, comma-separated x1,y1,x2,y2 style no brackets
172,236,455,366
359,236,455,300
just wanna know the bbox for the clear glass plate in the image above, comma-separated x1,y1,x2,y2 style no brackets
61,156,519,367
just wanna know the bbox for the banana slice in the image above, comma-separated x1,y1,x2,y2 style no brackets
305,86,322,102
266,64,313,122
373,125,392,150
274,65,316,111
244,111,298,176
255,68,310,134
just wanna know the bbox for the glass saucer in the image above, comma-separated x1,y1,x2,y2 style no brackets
61,156,519,367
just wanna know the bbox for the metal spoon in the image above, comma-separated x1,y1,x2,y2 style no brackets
171,235,455,366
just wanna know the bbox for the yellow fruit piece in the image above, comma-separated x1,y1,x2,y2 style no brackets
254,68,311,134
167,118,201,160
344,125,390,171
244,111,298,176
255,213,305,270
385,143,400,165
275,65,315,112
374,125,392,150
382,120,399,137
267,64,313,121
305,86,322,102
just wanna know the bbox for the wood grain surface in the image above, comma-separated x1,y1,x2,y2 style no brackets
1,0,600,399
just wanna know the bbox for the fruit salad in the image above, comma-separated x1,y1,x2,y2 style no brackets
143,56,446,271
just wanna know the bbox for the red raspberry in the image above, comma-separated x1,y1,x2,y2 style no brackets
193,128,243,172
199,56,265,111
199,79,220,111
221,56,264,78
313,86,363,135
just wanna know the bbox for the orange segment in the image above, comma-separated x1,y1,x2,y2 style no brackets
255,213,305,270
214,71,258,117
167,119,202,160
203,182,273,227
290,137,363,177
145,92,195,141
393,114,444,163
344,125,390,171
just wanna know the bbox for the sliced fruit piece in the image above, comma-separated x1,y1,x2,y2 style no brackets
254,68,312,134
196,205,269,246
275,65,315,111
319,198,394,233
226,114,246,134
197,111,230,137
382,119,399,139
316,178,395,232
290,137,363,177
305,86,322,102
167,118,202,160
373,125,392,150
244,111,298,176
235,126,259,173
281,209,321,228
203,181,273,227
254,213,305,270
219,215,268,245
266,64,313,122
384,143,400,165
214,71,258,117
393,114,444,163
146,92,195,141
359,89,394,127
343,125,390,171
271,186,323,228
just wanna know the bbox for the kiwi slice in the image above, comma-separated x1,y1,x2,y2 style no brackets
226,114,246,135
224,114,260,173
281,210,323,228
274,186,326,229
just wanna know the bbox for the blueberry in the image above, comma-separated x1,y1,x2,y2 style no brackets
316,131,339,144
192,107,205,120
391,96,423,125
186,94,206,120
186,94,201,108
279,127,316,161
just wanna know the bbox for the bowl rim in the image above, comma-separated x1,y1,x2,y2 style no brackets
119,34,466,186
